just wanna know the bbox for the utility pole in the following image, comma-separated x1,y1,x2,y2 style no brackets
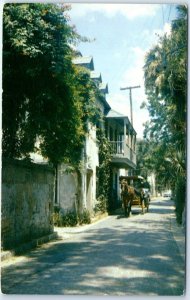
120,85,140,126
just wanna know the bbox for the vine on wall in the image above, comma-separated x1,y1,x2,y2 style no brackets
95,127,112,213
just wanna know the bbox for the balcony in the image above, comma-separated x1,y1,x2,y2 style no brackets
110,141,136,169
105,109,137,170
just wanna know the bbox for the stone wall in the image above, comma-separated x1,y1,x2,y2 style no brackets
1,159,55,250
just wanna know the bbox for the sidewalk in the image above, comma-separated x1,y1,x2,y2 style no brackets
1,232,58,262
170,213,186,262
152,197,185,262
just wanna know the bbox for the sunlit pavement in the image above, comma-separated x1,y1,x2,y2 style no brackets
1,198,185,295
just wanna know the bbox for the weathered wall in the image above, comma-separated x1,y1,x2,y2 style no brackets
56,125,99,215
1,159,55,250
56,164,78,214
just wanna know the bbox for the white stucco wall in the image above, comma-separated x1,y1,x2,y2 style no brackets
56,123,99,215
86,123,99,168
57,164,78,214
85,123,99,210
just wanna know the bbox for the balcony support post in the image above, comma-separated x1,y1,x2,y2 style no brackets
107,124,110,140
123,119,127,156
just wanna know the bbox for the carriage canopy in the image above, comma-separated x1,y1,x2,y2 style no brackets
119,176,150,189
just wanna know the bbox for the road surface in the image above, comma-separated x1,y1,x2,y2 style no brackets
1,198,185,295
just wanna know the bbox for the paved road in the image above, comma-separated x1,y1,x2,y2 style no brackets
1,198,185,295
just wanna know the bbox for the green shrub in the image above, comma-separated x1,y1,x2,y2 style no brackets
94,195,107,213
60,212,78,227
53,208,91,227
96,129,112,213
53,212,62,226
78,209,91,225
174,176,186,224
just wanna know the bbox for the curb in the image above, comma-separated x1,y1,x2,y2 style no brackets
1,232,58,262
54,212,109,236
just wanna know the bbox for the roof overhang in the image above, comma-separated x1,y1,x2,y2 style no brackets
72,56,94,71
90,71,102,83
111,157,136,169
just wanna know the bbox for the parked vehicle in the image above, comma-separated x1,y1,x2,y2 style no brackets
163,191,172,198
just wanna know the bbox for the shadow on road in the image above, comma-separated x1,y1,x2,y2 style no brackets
1,198,185,296
115,198,174,219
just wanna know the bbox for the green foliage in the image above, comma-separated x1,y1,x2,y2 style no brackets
73,66,102,130
136,139,154,178
2,3,94,166
143,5,187,220
53,211,62,227
136,138,184,191
62,212,78,227
95,128,112,213
53,208,91,227
144,5,187,147
78,209,91,225
94,195,107,214
174,177,186,224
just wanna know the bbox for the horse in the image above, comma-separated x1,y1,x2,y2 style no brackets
120,179,135,217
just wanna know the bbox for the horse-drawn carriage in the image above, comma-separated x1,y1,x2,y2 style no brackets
119,175,150,217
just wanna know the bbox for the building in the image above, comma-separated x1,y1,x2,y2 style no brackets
55,55,137,215
30,54,137,216
105,109,137,207
55,55,110,216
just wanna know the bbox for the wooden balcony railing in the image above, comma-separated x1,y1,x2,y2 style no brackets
109,141,136,164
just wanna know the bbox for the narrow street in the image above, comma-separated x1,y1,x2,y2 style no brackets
1,198,185,296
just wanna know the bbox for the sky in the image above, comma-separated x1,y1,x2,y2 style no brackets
67,3,178,139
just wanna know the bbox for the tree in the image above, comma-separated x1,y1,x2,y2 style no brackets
136,139,153,179
144,5,187,147
3,3,91,165
143,5,187,223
